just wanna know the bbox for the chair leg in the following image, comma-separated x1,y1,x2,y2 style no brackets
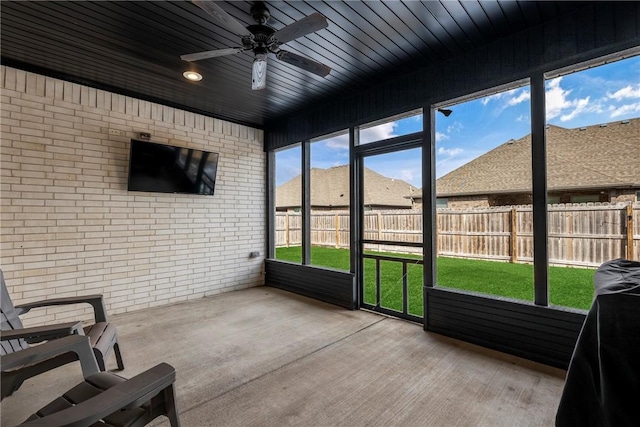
164,383,181,427
1,372,22,401
93,348,106,372
113,342,124,371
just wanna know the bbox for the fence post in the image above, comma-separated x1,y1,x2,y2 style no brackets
627,204,634,260
435,211,439,257
285,213,290,247
335,213,340,248
510,207,518,263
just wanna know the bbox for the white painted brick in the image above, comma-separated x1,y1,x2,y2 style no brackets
1,66,265,325
49,124,82,136
44,104,76,116
12,97,45,111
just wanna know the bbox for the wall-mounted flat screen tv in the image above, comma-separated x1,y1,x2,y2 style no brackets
127,139,219,195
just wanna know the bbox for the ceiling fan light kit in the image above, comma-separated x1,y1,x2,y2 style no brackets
182,0,331,90
252,57,267,90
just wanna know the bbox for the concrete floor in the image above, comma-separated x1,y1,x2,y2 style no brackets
1,286,567,426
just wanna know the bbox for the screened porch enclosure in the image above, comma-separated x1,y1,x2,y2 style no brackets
265,3,640,370
1,4,639,423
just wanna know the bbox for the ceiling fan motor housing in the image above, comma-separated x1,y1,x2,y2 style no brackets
245,26,276,50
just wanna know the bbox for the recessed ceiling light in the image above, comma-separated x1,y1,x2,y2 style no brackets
183,71,202,82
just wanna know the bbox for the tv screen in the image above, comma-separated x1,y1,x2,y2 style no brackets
127,140,219,195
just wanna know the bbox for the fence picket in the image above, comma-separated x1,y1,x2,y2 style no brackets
275,202,639,267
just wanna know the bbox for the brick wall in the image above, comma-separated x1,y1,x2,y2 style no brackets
610,189,638,203
446,195,490,209
0,66,266,326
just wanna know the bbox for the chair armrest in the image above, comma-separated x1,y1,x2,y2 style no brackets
15,295,108,323
20,363,177,427
0,322,85,344
1,335,100,379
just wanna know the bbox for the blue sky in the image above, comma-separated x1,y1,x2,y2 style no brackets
276,55,640,187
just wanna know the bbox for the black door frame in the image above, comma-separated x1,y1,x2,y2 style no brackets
352,128,425,321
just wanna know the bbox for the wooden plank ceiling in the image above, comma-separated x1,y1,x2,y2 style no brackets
1,1,587,128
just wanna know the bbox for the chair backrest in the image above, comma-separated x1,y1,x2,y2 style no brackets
1,269,29,355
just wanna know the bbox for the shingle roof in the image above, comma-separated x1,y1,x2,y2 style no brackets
436,118,640,197
276,165,418,209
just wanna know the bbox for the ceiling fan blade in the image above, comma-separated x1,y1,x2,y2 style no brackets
192,0,251,37
276,50,331,77
181,47,245,62
273,12,328,45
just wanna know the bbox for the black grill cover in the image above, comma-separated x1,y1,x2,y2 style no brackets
556,258,640,427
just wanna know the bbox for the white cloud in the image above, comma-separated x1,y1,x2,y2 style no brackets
436,132,449,142
436,121,462,143
481,92,502,105
545,77,591,121
371,161,422,187
560,96,590,122
447,121,463,133
316,121,399,150
322,134,349,150
437,147,463,157
607,85,640,101
359,122,396,144
610,102,640,118
480,88,530,116
516,114,528,122
507,90,530,106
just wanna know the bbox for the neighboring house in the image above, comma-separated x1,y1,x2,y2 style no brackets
276,165,419,211
434,118,640,209
278,118,639,212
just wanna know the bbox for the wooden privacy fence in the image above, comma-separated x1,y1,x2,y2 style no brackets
275,202,640,267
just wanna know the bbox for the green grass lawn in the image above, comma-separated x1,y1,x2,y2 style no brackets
275,246,595,315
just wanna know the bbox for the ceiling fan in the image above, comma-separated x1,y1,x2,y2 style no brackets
181,0,331,90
